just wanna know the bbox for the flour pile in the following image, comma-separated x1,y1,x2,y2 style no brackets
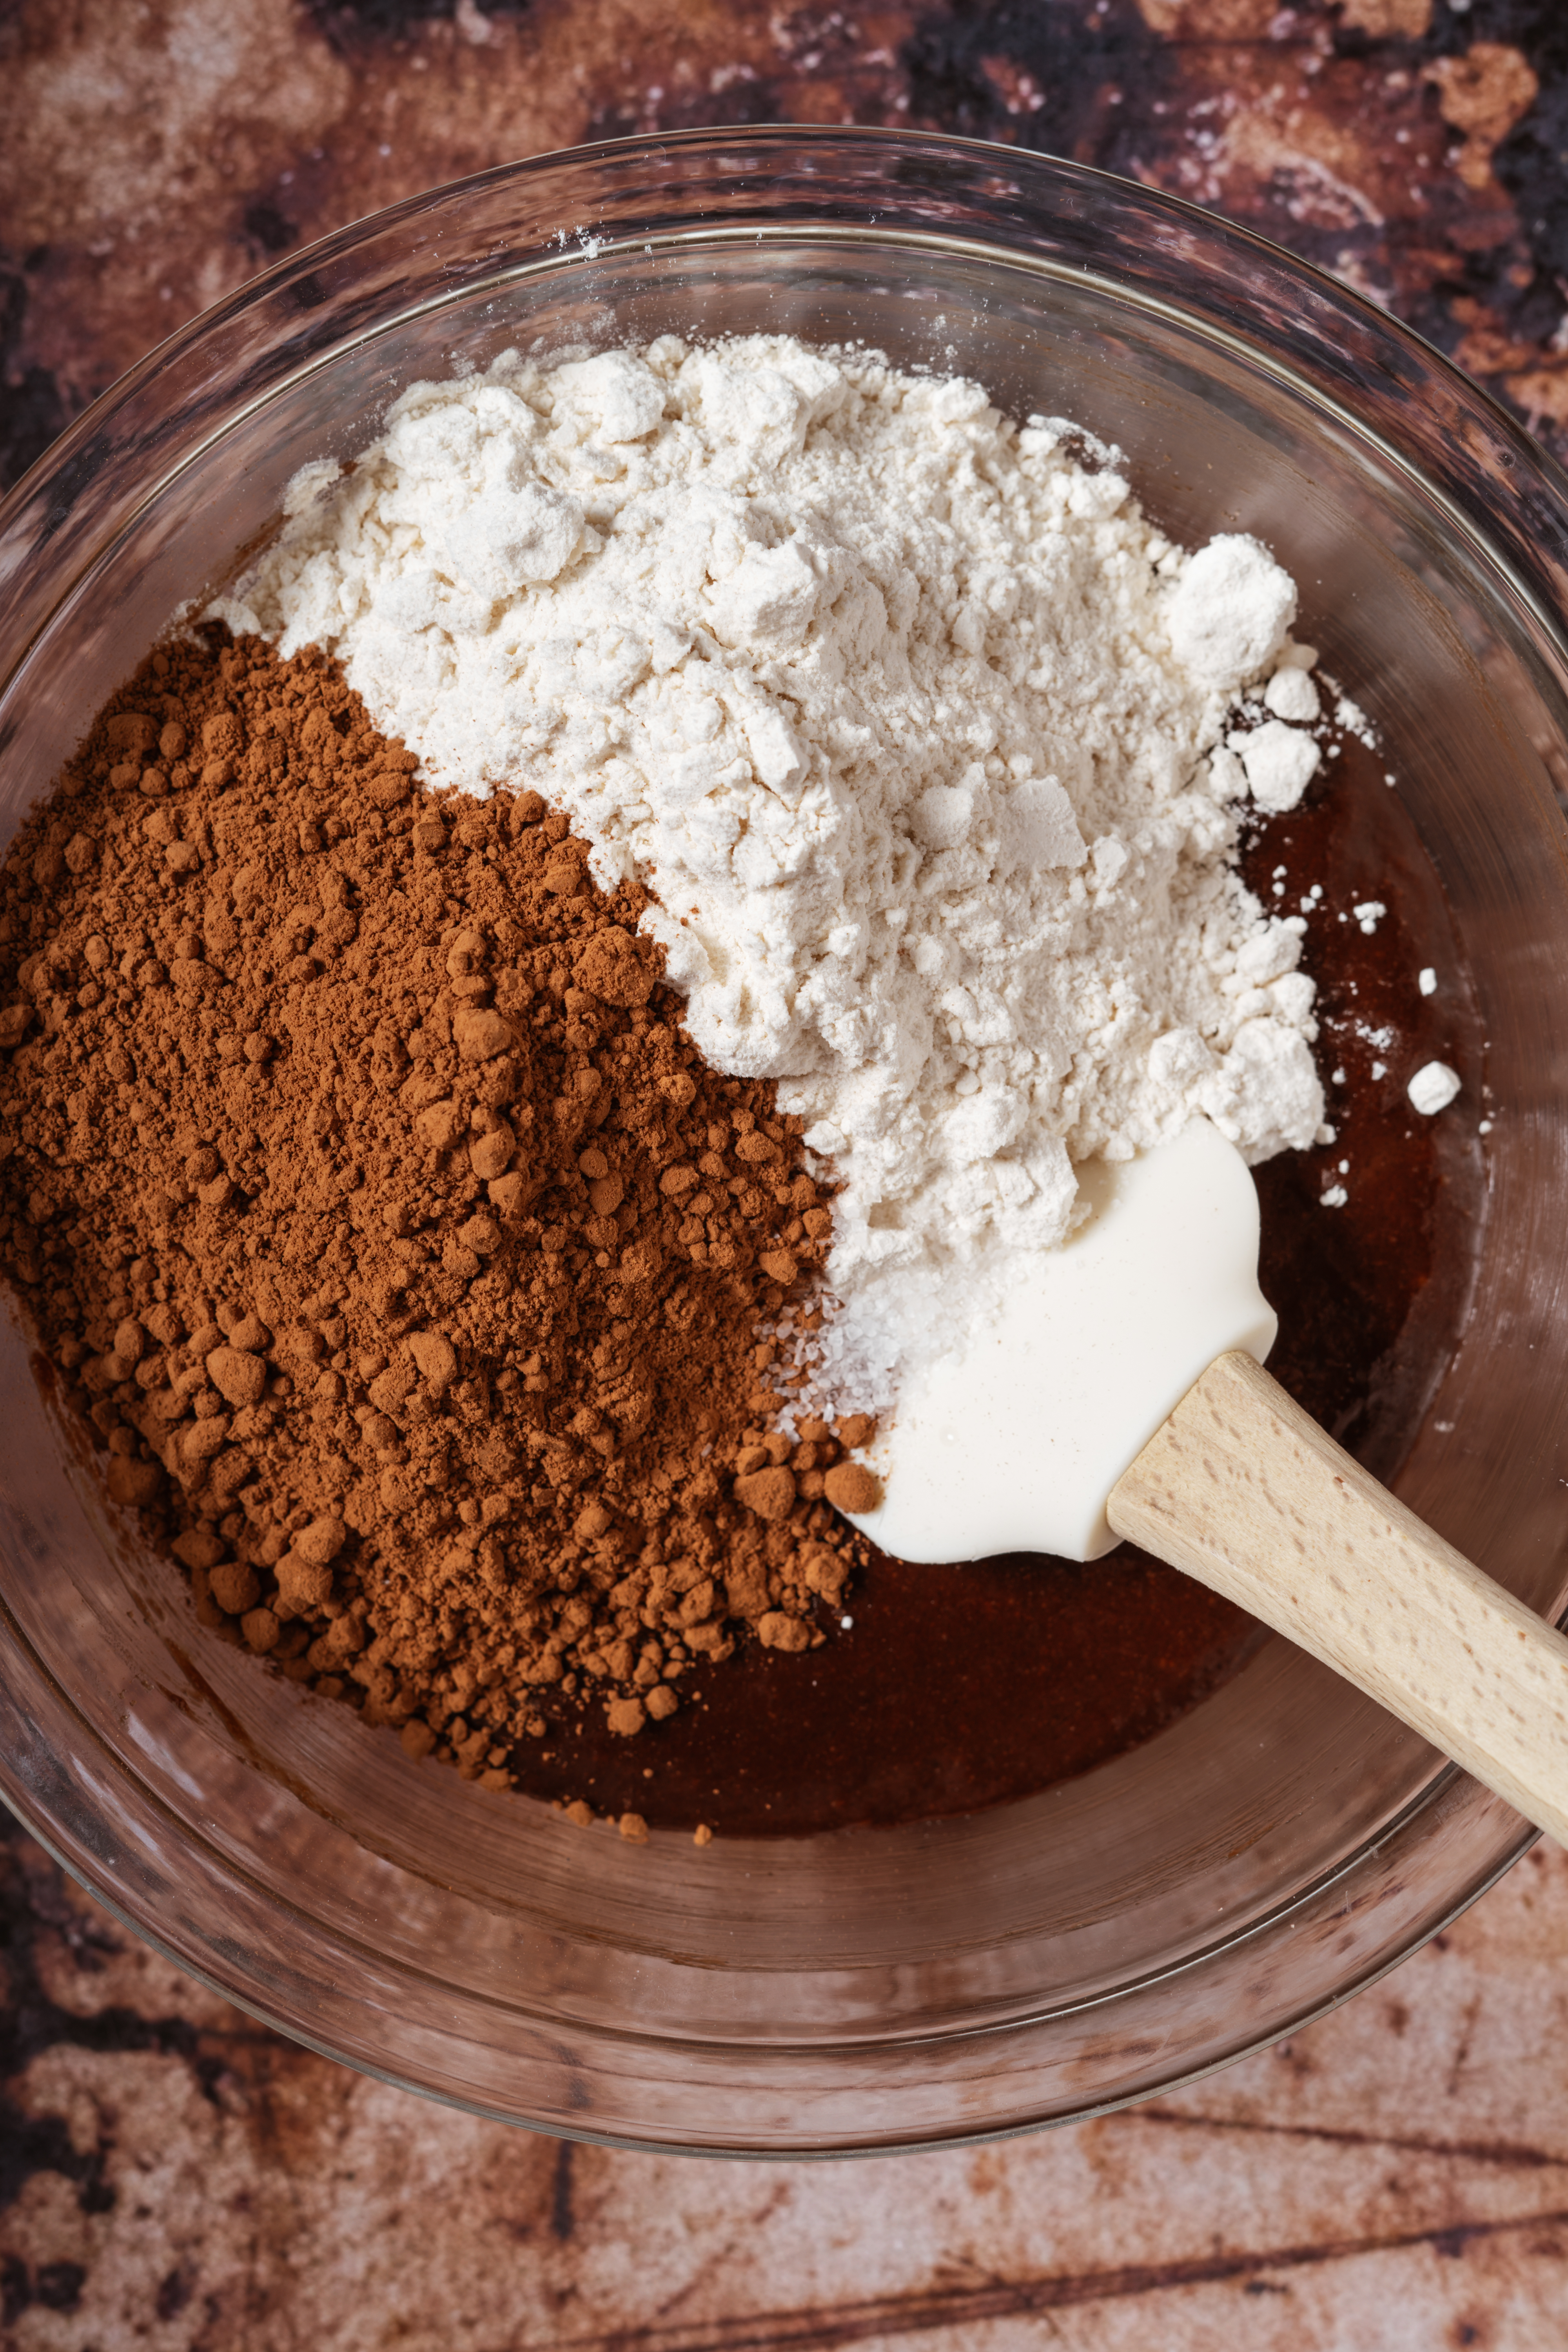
214,335,1329,1411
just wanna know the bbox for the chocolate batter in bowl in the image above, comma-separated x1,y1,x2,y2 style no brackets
2,131,1567,2154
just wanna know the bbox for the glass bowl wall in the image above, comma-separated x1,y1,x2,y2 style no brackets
1,130,1566,2153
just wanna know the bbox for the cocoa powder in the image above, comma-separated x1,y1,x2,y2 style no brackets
0,628,872,1810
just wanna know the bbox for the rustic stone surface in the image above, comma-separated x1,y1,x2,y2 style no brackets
5,1,1568,489
6,1,1568,2340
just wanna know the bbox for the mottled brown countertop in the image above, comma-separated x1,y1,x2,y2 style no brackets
7,0,1568,489
5,1,1568,2344
6,1815,1568,2347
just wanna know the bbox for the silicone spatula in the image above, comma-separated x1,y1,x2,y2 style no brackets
841,1116,1568,1847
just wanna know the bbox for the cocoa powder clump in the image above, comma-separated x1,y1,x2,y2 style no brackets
0,630,871,1793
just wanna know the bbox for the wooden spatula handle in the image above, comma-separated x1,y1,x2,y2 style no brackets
1107,1349,1568,1848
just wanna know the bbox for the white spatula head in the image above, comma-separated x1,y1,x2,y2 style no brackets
841,1117,1278,1564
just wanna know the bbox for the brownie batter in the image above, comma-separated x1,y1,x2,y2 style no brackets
524,736,1482,1836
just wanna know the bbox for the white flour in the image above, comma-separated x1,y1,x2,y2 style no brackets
215,336,1330,1412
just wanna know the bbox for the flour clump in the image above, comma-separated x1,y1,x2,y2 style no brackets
215,335,1330,1412
1168,534,1298,689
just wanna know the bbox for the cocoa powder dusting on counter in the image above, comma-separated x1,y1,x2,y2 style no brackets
0,630,871,1805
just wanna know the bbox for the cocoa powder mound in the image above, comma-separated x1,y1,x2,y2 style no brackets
0,628,870,1800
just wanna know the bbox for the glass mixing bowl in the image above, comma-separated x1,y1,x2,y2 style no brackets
2,129,1566,2156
